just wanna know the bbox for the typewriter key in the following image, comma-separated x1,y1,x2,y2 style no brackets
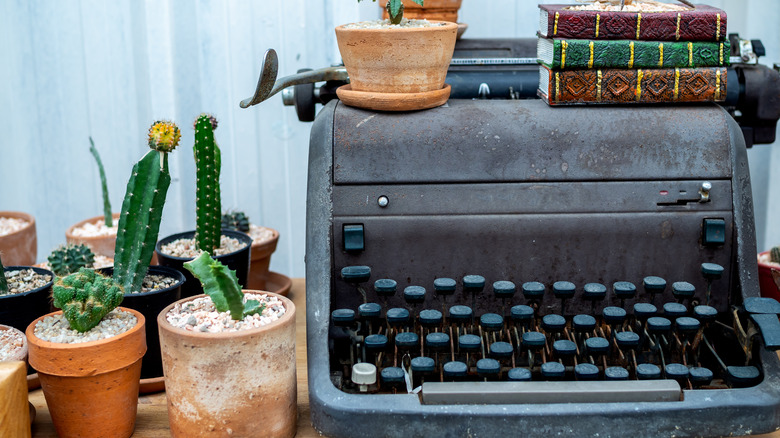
493,280,516,299
508,367,533,381
613,281,637,300
663,302,688,318
701,263,724,306
359,302,382,319
404,285,426,304
510,305,535,324
365,334,389,350
689,367,714,386
605,366,629,381
672,281,696,301
585,337,610,355
584,283,607,301
643,276,667,304
636,363,662,380
522,331,546,349
602,306,627,325
341,265,371,284
575,363,600,380
522,282,545,302
553,339,577,357
647,317,672,333
387,308,411,326
489,341,514,359
477,358,501,377
480,313,504,331
332,309,356,327
443,361,468,379
374,279,397,297
675,316,701,333
553,281,576,299
411,356,436,374
633,303,658,321
665,363,690,381
458,334,482,352
693,305,718,323
449,305,473,323
380,367,405,385
425,332,450,351
727,366,761,388
395,332,419,349
541,361,566,379
573,314,597,332
542,314,566,333
463,275,486,292
434,278,457,295
419,309,443,327
615,331,640,349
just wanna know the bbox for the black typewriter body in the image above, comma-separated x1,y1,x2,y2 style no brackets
304,98,780,437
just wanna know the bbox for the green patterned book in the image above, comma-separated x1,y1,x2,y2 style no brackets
537,37,730,70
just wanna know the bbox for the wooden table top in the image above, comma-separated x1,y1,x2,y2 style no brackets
27,278,780,437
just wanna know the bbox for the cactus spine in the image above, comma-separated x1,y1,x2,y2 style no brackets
112,121,179,294
0,253,8,294
221,211,250,233
184,252,264,320
771,246,780,264
47,244,95,276
89,137,113,227
52,268,124,332
194,114,222,253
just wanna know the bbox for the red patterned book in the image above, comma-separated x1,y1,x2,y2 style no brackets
539,4,727,42
538,65,727,105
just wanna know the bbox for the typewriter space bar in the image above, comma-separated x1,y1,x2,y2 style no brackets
421,380,681,405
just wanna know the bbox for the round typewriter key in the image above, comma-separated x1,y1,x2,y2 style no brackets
602,306,627,324
386,308,410,326
508,367,532,381
636,363,662,380
443,361,468,379
575,363,600,380
425,332,450,350
358,302,382,319
585,337,610,354
553,281,576,299
458,334,482,351
689,367,714,386
605,366,629,381
419,309,443,327
522,331,546,349
615,331,640,349
665,363,689,381
411,356,436,374
542,314,566,332
573,314,597,332
341,265,371,283
403,285,426,304
694,305,718,323
395,332,419,349
463,275,486,292
675,316,701,333
672,281,696,300
448,305,473,323
541,361,566,379
633,303,658,320
332,308,356,326
701,263,724,279
522,282,546,300
643,276,667,293
727,366,761,388
480,313,504,331
365,334,388,350
374,278,397,297
490,341,514,358
613,281,637,299
663,302,687,318
646,317,672,333
380,367,405,384
477,358,501,376
584,283,607,301
434,277,457,295
510,305,535,323
493,280,516,299
553,339,577,357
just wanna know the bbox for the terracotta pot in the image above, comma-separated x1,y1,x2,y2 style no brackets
380,0,463,22
65,213,120,258
159,292,297,438
0,212,36,266
26,308,146,438
758,251,780,301
0,324,28,363
247,227,280,290
335,21,458,94
0,361,31,438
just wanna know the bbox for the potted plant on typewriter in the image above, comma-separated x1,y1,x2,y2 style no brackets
158,252,296,438
334,0,458,111
156,114,252,298
0,211,37,266
758,246,780,301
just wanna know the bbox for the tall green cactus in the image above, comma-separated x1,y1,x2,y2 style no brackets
112,121,179,294
194,114,222,253
52,268,124,332
0,253,8,294
771,246,780,264
48,244,95,276
89,137,113,227
184,252,264,321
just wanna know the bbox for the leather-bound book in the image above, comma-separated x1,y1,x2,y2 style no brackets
539,4,727,42
538,65,727,105
537,37,730,69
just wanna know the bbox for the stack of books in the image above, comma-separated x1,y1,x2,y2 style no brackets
536,2,729,105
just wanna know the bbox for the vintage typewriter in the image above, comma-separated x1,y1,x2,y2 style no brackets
242,36,780,437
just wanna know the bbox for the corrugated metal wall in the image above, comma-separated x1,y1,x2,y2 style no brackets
1,0,778,277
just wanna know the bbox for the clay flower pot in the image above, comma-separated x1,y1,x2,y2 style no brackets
247,226,279,290
159,292,297,438
0,211,36,266
26,308,146,438
0,324,28,363
758,250,780,301
65,213,120,258
379,0,463,22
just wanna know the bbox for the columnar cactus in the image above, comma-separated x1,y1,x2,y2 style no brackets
89,137,113,227
52,268,124,332
47,244,96,276
0,253,8,294
771,246,780,264
184,252,264,321
359,0,423,25
112,120,180,294
221,211,250,233
194,114,222,253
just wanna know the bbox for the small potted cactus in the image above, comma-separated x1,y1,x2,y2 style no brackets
156,114,253,298
378,0,463,22
0,211,37,266
25,268,146,438
65,138,121,258
0,252,55,336
158,252,296,437
758,246,780,301
221,211,281,291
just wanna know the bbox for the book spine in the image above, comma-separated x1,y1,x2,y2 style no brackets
544,67,727,105
548,39,730,69
544,8,726,41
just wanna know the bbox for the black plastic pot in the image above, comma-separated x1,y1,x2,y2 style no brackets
155,229,252,298
99,265,185,380
0,266,54,332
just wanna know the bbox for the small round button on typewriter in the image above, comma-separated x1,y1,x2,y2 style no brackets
647,317,672,333
522,331,546,349
636,363,662,380
675,316,701,333
411,356,436,374
510,305,535,323
605,366,629,381
477,358,501,376
689,367,714,386
542,314,566,332
332,309,356,326
480,313,504,331
672,281,696,300
665,363,690,381
585,337,610,354
575,363,600,380
434,278,457,295
701,263,725,279
493,280,516,299
443,361,468,379
490,341,514,358
602,306,627,324
358,302,382,319
553,281,576,299
508,367,532,381
522,282,545,300
633,303,658,320
380,367,405,384
583,283,607,301
425,332,450,350
463,275,486,292
693,305,718,323
403,285,426,304
458,334,482,351
419,309,443,327
341,266,371,283
613,281,637,299
395,332,419,349
615,331,640,349
573,314,597,332
553,339,577,357
386,308,410,325
663,302,687,318
364,334,388,350
449,305,473,322
541,361,566,379
374,278,397,297
727,366,761,388
643,276,667,292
